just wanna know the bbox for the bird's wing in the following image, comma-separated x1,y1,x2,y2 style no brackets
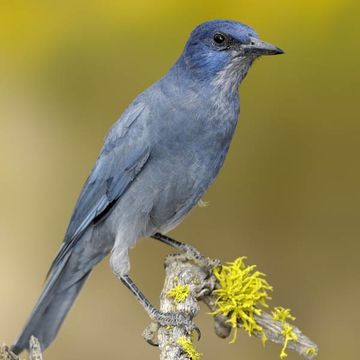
48,102,150,275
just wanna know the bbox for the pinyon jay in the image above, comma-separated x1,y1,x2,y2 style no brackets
12,19,283,354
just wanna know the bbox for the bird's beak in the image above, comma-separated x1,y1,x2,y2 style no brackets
243,37,284,56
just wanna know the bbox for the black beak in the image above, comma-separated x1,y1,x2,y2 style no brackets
243,37,284,56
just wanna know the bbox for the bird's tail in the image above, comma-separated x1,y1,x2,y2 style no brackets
11,252,91,354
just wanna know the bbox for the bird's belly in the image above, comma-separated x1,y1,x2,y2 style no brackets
147,139,231,234
107,103,238,242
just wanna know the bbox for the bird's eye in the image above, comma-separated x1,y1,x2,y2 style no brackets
213,33,226,44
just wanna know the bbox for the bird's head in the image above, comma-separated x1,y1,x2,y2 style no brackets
180,20,283,88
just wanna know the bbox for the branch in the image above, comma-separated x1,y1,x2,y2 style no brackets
1,336,42,360
143,252,318,360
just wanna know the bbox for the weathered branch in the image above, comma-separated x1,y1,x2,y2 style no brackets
143,252,318,360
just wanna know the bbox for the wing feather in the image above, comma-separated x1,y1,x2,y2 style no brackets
47,102,150,275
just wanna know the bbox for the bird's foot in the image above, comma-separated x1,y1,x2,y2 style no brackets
178,243,220,270
151,309,200,336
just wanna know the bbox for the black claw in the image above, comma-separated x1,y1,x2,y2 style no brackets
146,338,159,347
194,325,201,341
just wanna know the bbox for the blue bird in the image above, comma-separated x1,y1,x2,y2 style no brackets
12,19,283,354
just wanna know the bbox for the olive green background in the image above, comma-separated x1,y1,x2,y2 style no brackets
0,1,359,359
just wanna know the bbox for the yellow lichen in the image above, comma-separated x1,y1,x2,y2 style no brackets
272,307,296,323
211,257,273,343
280,324,298,359
272,307,298,359
166,284,190,302
306,347,317,356
177,336,202,360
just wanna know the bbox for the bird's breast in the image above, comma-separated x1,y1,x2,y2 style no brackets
145,95,239,232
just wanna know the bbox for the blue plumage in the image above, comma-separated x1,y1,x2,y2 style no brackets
12,19,283,354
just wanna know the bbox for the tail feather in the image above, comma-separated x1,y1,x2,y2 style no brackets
11,253,91,354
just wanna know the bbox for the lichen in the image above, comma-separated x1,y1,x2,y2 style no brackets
306,347,317,356
280,324,298,359
177,336,202,360
272,307,296,322
166,284,190,302
210,257,312,359
211,257,272,343
272,307,298,359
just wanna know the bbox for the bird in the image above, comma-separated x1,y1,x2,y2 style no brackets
11,19,283,354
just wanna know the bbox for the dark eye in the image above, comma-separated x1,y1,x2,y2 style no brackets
213,33,226,44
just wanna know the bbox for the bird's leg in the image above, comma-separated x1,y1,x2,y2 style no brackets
119,274,198,336
151,232,219,268
151,232,202,257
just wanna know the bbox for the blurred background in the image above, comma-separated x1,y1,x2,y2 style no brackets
0,0,359,359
